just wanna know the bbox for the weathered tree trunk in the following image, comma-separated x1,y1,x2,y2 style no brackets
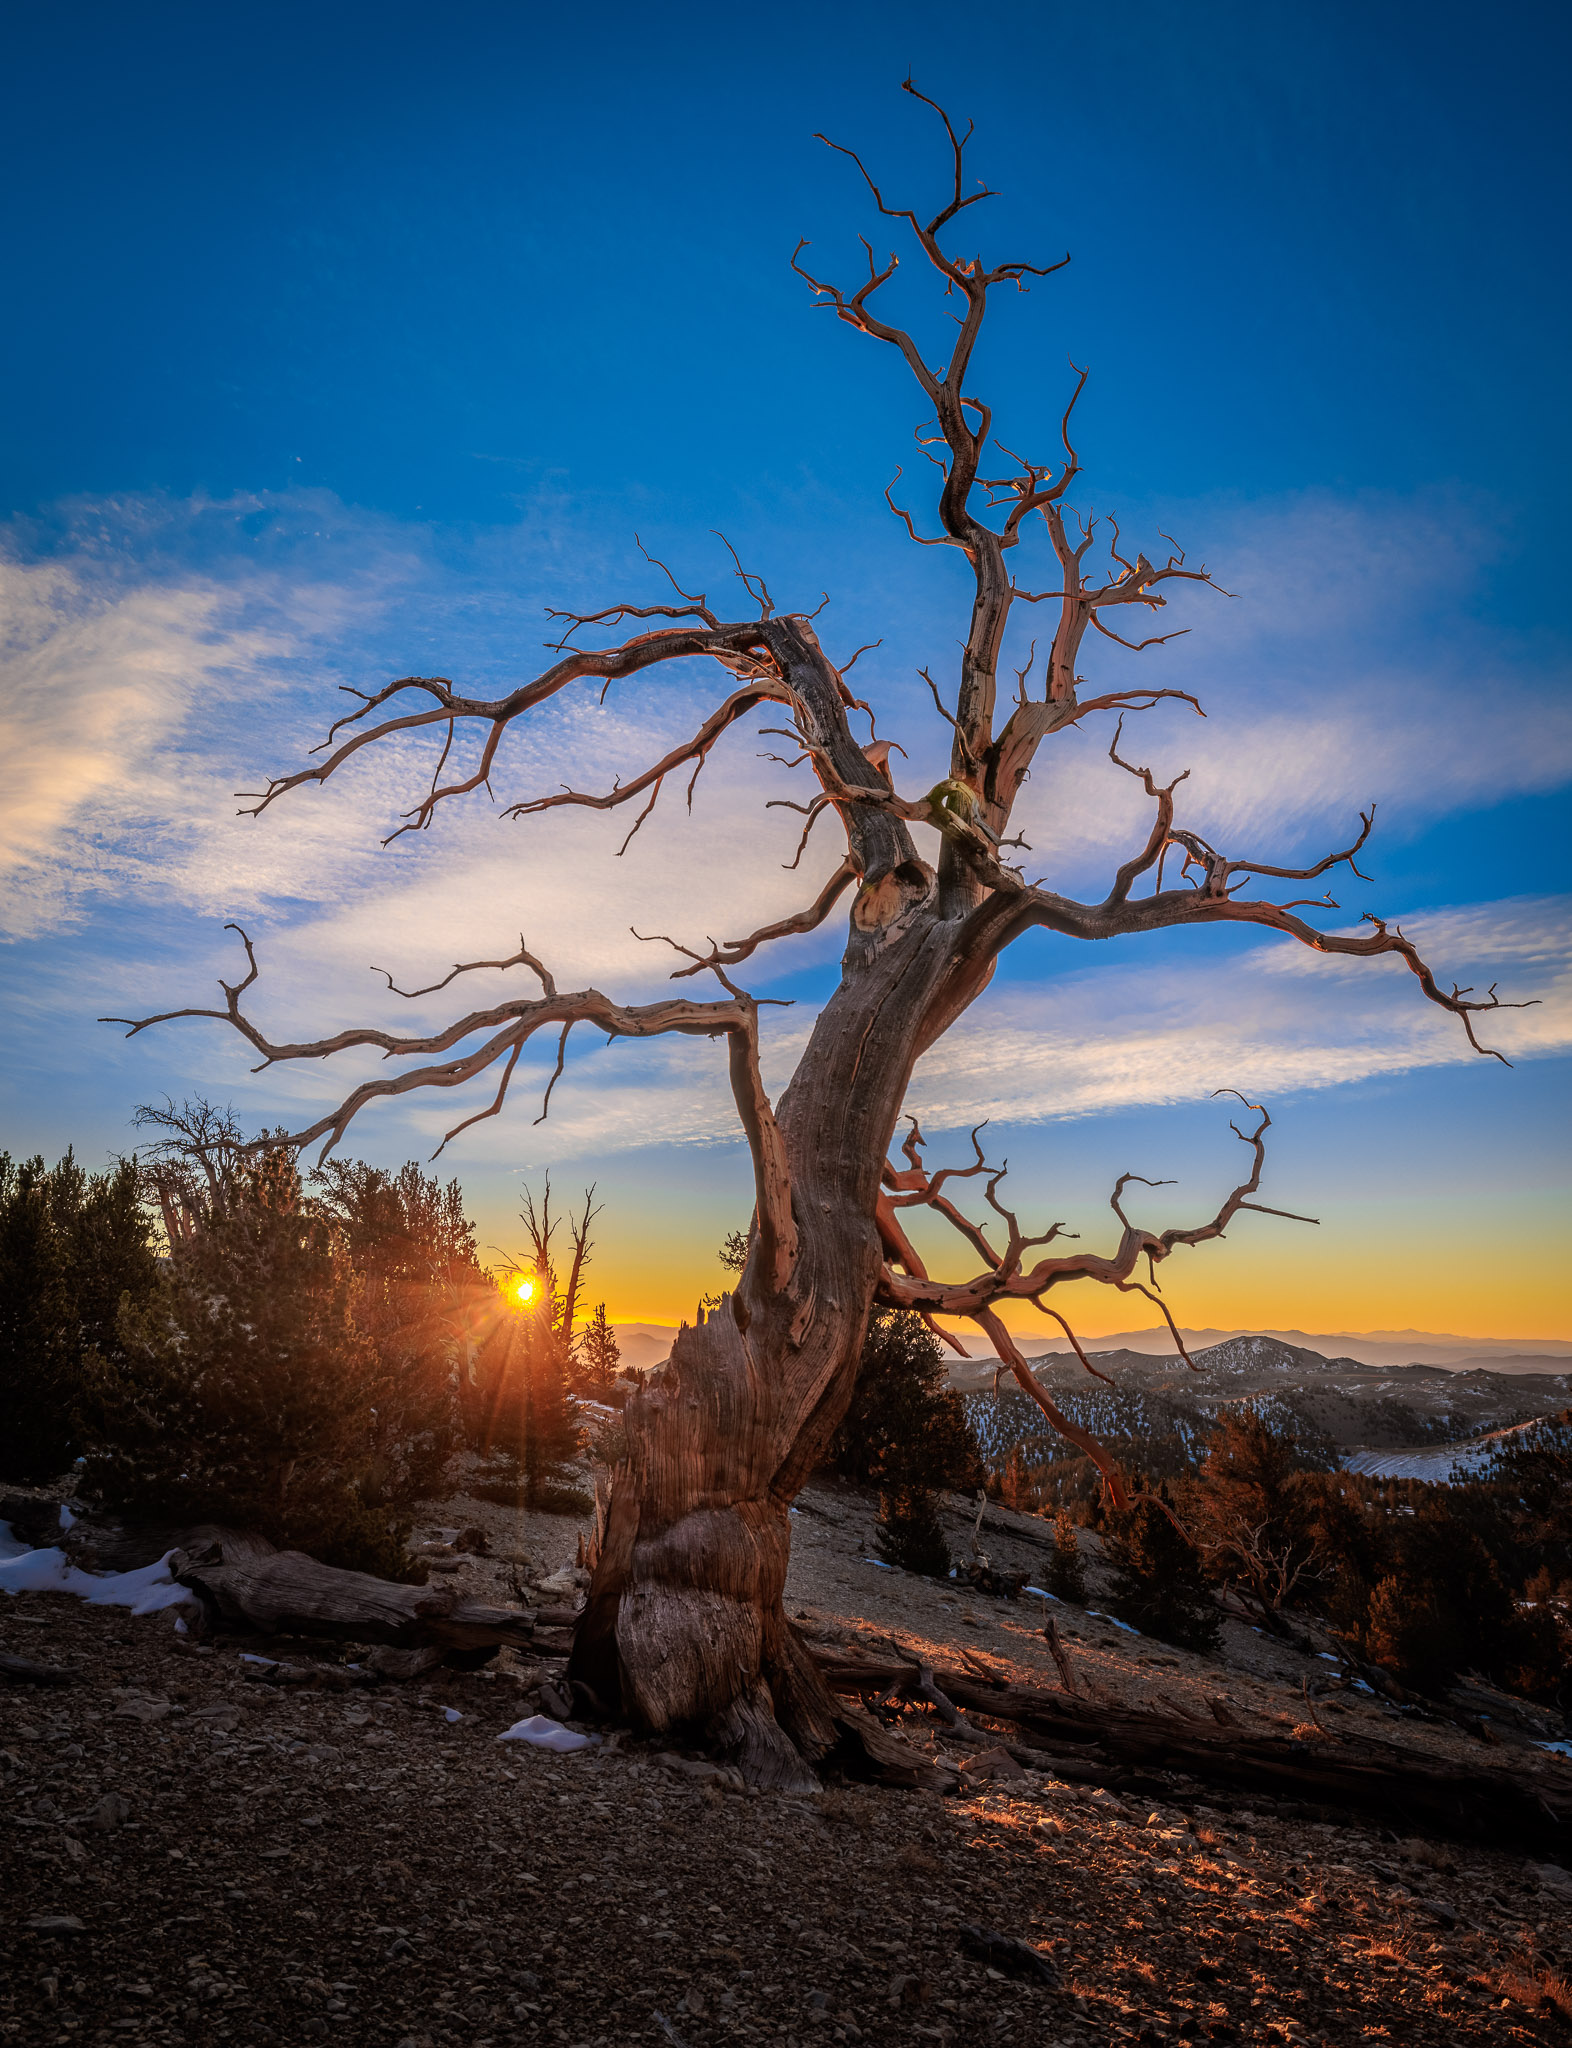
569,618,983,1789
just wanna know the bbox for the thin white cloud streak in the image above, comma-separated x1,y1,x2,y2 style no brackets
1009,490,1572,888
904,896,1572,1134
164,893,1566,1166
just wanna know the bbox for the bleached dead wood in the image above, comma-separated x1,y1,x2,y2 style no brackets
172,1533,540,1654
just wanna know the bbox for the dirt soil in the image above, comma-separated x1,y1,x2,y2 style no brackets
4,1477,1572,2048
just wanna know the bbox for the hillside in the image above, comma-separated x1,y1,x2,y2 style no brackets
4,1476,1571,2046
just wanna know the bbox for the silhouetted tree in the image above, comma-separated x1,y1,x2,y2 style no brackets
1046,1505,1088,1605
574,1301,622,1399
1365,1492,1562,1700
876,1484,952,1576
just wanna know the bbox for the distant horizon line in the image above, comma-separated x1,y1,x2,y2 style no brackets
603,1318,1572,1352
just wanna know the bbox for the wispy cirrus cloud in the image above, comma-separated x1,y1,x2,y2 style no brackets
3,485,1567,1174
903,895,1572,1136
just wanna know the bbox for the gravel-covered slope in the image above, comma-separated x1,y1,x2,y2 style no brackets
4,1487,1571,2048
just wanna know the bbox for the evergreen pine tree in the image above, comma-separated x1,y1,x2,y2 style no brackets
833,1308,982,1496
79,1152,412,1576
876,1485,951,1576
1047,1505,1088,1604
1103,1492,1221,1652
310,1158,478,1501
574,1302,621,1398
0,1151,159,1484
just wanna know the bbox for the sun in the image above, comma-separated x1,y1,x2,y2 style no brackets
513,1274,536,1305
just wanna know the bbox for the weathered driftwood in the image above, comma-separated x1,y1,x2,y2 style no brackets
815,1650,1572,1856
0,1494,69,1548
830,1700,957,1793
172,1533,539,1655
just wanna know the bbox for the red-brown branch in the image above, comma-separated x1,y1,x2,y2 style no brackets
663,857,861,981
235,620,779,838
878,1097,1309,1332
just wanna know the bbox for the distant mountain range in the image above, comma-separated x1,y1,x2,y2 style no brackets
954,1331,1569,1480
609,1319,1572,1376
947,1324,1572,1374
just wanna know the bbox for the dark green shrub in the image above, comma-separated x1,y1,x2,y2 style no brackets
876,1486,951,1576
79,1153,415,1578
1366,1493,1566,1700
0,1151,159,1483
1046,1505,1088,1604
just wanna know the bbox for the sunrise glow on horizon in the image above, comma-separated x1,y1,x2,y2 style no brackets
1,6,1566,1351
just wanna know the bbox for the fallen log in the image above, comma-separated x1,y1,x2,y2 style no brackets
172,1531,538,1655
831,1700,958,1793
814,1650,1572,1857
0,1652,79,1687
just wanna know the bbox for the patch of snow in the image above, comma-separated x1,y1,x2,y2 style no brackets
0,1544,191,1615
861,1557,894,1570
1023,1585,1059,1601
1539,1740,1572,1760
497,1714,600,1753
443,1708,462,1724
1318,1651,1340,1662
1088,1609,1142,1636
57,1503,77,1530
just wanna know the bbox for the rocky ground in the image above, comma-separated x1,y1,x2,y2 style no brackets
4,1478,1572,2048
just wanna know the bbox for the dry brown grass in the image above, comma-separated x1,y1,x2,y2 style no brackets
1362,1933,1418,1969
892,1841,939,1875
1497,1961,1572,2024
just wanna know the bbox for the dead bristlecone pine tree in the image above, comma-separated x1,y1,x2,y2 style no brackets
108,82,1524,1791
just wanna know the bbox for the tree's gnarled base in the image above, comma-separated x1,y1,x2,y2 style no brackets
569,1307,841,1792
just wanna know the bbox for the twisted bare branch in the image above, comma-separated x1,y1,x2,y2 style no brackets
662,858,860,981
877,1097,1311,1339
102,925,799,1292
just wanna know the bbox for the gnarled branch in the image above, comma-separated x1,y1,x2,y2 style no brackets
102,925,799,1292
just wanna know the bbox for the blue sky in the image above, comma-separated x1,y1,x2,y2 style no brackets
2,0,1568,1337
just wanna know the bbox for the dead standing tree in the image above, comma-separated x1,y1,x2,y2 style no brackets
108,86,1523,1790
